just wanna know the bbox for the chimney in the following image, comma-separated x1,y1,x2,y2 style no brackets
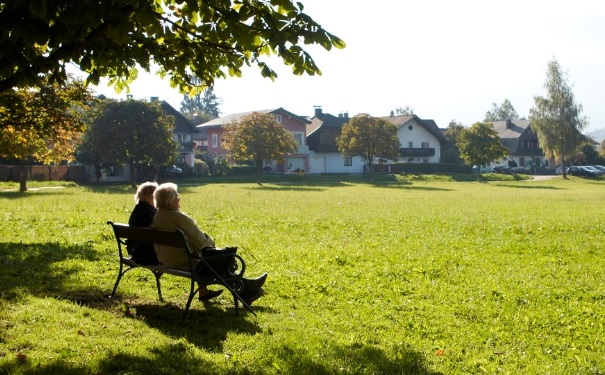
505,119,511,128
150,96,159,102
344,112,349,118
313,105,322,117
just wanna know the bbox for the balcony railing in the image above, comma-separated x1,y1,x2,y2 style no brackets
315,143,339,152
400,148,435,157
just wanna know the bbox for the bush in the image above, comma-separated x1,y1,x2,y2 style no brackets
194,159,210,176
392,163,472,174
227,164,256,176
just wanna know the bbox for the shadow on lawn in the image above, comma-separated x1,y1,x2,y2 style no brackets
491,184,561,190
0,189,77,199
1,244,442,374
0,241,102,300
0,337,443,375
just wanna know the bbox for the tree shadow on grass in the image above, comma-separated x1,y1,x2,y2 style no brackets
370,184,453,191
245,185,329,191
491,184,561,190
0,339,443,375
0,189,77,200
0,241,102,300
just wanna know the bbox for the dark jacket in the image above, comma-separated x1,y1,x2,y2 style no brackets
128,201,159,265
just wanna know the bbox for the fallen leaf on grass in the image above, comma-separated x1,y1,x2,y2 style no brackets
435,349,444,356
16,353,27,362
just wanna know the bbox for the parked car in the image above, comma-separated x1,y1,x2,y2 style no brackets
567,166,584,176
568,166,598,177
510,166,530,174
583,166,603,176
555,166,565,175
492,165,511,174
590,165,605,173
162,165,183,177
472,165,493,173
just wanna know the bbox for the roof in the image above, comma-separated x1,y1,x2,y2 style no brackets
490,119,532,139
197,107,310,128
383,115,448,143
306,112,350,136
160,101,198,133
489,120,537,155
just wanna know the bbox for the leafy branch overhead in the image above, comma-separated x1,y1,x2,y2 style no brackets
0,0,346,93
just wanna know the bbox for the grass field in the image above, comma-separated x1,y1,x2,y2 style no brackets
1,174,604,374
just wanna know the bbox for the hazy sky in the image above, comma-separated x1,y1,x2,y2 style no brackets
88,0,605,131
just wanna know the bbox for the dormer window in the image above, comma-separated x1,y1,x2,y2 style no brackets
274,114,282,123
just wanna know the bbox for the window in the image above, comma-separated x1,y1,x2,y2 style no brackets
422,142,429,148
212,133,218,148
344,156,352,166
176,134,189,143
520,157,525,166
291,132,304,146
408,142,413,148
274,114,282,123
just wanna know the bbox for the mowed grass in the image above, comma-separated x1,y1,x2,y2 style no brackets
1,175,604,374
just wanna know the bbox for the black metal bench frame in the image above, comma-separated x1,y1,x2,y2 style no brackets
107,221,255,318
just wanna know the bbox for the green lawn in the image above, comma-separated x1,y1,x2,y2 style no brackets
1,175,604,374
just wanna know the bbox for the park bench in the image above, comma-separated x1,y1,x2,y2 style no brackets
106,221,255,318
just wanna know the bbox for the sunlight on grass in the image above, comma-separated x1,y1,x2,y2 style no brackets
1,176,604,374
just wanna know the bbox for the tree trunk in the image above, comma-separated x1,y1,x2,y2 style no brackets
94,161,101,183
129,161,137,190
19,162,27,192
366,162,374,181
255,159,263,186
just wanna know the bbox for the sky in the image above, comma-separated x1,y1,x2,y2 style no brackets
86,0,605,132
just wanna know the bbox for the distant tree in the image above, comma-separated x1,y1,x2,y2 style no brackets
579,141,603,165
0,76,92,191
0,1,345,95
337,113,400,177
456,122,509,181
222,112,298,185
529,58,588,179
391,106,415,116
180,77,223,122
81,99,178,189
75,129,111,183
441,120,465,163
484,99,520,121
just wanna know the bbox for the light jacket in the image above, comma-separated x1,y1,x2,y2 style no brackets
151,207,215,269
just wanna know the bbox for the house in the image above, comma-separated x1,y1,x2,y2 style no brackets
197,108,311,173
306,109,448,174
306,107,366,174
384,115,447,164
488,119,551,169
157,99,200,168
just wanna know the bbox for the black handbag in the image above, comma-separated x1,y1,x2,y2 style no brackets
194,247,239,278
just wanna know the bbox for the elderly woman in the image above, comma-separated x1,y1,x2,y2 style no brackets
128,181,159,265
151,183,266,304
